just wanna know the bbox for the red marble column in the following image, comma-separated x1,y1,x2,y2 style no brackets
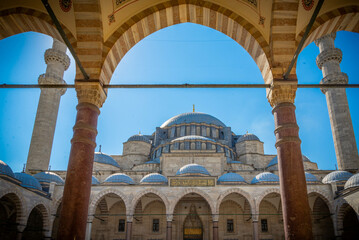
126,221,132,240
213,221,219,240
56,102,100,240
166,221,172,240
273,102,313,239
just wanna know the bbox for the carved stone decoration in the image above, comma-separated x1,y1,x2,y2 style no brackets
75,81,107,108
267,80,297,107
59,0,72,12
44,49,70,70
320,72,348,93
38,73,67,95
302,0,314,11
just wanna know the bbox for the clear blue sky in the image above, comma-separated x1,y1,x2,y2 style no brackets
0,23,358,172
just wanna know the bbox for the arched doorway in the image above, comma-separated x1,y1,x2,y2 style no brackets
0,193,20,240
23,206,44,240
338,203,359,239
173,192,213,240
218,192,252,239
91,193,126,240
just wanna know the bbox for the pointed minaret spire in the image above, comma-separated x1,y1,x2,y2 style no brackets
99,145,102,153
22,164,26,173
193,104,195,112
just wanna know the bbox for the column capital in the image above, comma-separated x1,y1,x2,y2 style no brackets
75,80,107,108
126,215,133,223
267,79,297,107
316,48,342,69
314,32,336,46
45,48,70,70
166,214,173,222
212,214,219,222
38,73,67,95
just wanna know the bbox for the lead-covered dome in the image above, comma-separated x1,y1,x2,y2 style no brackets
94,152,120,168
0,160,15,178
344,173,359,189
236,133,260,143
140,173,168,184
14,172,42,190
176,164,210,176
322,171,353,184
33,172,64,184
161,112,226,128
171,135,215,142
251,172,279,184
305,172,318,182
267,155,312,168
92,176,100,185
104,173,134,185
218,172,246,184
127,134,151,144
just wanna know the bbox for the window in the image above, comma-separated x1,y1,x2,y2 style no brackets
152,219,159,232
118,219,125,232
227,219,234,232
261,219,268,232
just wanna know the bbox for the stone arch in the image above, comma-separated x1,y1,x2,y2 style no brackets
0,189,26,226
336,201,359,238
100,1,271,84
88,188,129,216
255,188,281,212
129,188,170,215
215,188,255,215
25,202,51,231
298,6,359,51
169,188,215,215
307,189,334,214
0,7,76,45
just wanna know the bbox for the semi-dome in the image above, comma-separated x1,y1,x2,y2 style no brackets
33,172,64,184
160,112,226,128
92,176,100,185
140,173,168,184
0,160,15,178
305,172,318,182
14,172,42,190
218,172,246,184
344,173,359,189
127,134,151,144
104,173,134,185
237,133,260,143
267,155,312,168
251,172,279,184
322,171,353,184
176,164,210,176
171,135,215,142
94,152,120,168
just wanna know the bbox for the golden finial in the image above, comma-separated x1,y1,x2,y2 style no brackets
139,130,141,135
193,104,195,112
246,130,248,134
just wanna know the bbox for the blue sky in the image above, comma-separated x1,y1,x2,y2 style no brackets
0,23,358,172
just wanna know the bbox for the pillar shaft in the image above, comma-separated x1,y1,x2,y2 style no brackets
213,221,219,240
268,80,313,239
166,221,172,240
252,220,259,240
315,33,359,170
57,103,99,240
26,39,69,173
126,222,132,240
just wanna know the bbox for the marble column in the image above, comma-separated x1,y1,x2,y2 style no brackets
315,33,359,171
267,80,313,239
166,214,173,240
85,216,93,240
252,215,259,240
16,225,26,240
212,214,219,240
57,81,106,240
126,215,133,240
26,39,69,173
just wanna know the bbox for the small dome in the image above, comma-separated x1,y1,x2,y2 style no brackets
127,134,151,144
0,160,15,178
33,172,64,184
172,135,215,142
104,173,134,185
251,172,279,184
94,152,120,168
344,173,359,189
161,112,226,128
322,171,353,184
140,173,168,184
14,172,42,190
237,133,260,143
92,176,100,185
267,155,312,168
176,164,210,176
218,172,246,184
305,172,318,182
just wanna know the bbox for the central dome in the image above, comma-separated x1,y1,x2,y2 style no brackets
160,112,226,128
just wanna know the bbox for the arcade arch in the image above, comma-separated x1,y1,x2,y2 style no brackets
0,193,23,240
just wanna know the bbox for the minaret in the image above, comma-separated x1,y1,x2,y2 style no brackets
315,33,359,171
26,39,70,173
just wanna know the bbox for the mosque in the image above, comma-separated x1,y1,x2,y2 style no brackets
1,0,359,239
1,111,359,239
